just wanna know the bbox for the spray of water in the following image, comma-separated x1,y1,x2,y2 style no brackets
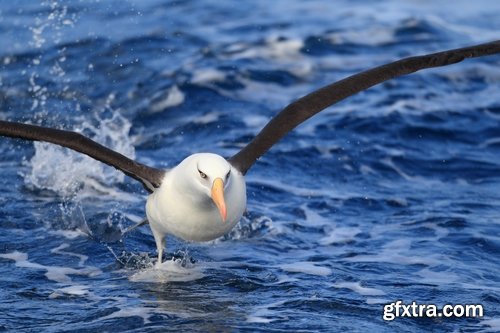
21,105,140,238
24,110,136,197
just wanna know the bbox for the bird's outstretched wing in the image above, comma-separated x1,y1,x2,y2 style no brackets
229,40,500,175
0,121,166,192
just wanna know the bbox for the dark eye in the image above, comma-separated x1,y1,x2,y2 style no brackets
198,169,207,179
225,170,231,180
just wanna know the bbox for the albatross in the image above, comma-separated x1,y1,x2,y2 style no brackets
1,40,499,266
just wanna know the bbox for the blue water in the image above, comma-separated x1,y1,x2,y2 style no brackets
0,1,499,332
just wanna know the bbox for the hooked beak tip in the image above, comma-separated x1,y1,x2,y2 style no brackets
211,177,227,222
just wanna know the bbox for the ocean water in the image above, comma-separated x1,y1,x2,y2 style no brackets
0,1,499,332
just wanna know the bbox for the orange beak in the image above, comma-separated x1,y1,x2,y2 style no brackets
211,177,227,222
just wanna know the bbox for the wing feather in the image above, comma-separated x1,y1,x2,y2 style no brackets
229,40,500,175
0,121,165,192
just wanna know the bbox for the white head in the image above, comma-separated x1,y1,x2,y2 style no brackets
172,153,234,222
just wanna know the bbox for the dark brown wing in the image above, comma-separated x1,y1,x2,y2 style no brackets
229,40,500,175
0,121,165,192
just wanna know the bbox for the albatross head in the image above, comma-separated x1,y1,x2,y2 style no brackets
192,153,232,221
174,153,238,223
146,152,246,245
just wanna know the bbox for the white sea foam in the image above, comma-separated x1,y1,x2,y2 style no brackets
51,243,88,267
246,314,273,324
241,115,270,129
299,203,334,227
345,238,442,266
279,261,332,276
191,111,220,125
191,68,227,84
366,298,390,305
150,85,185,113
249,177,358,200
480,137,500,148
320,227,362,245
332,281,385,296
246,310,274,323
379,157,416,182
228,35,304,61
415,268,459,284
0,251,101,283
196,36,313,109
129,257,204,283
422,14,500,43
49,284,90,299
246,300,286,324
48,229,88,240
99,306,157,324
359,164,378,176
482,318,500,332
273,274,299,285
456,283,500,293
326,26,395,46
379,157,461,188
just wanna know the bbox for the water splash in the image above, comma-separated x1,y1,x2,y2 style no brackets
28,0,77,111
24,109,136,198
21,107,139,235
129,256,205,283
